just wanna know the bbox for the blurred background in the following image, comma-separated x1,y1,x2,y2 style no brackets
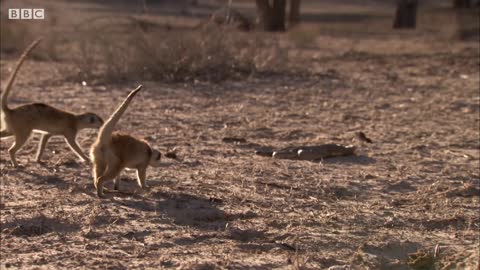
1,0,478,84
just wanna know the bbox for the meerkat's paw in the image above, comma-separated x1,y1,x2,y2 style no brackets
10,162,22,168
103,187,119,193
97,191,107,199
79,159,92,166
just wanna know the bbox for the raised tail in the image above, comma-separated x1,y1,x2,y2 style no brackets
97,85,143,144
1,38,42,111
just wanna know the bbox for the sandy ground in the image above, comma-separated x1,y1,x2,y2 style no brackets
1,0,479,269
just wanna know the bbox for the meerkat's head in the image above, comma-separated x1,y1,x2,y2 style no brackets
76,113,104,129
149,149,162,167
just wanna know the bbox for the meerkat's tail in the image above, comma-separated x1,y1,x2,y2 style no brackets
1,38,42,111
97,85,143,144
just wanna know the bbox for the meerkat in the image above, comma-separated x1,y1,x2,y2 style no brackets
0,39,104,167
90,85,162,198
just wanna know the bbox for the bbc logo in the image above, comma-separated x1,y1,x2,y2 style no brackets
8,9,45,20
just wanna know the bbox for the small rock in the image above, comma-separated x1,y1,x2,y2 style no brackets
255,148,274,157
328,265,350,270
165,151,178,160
222,137,247,143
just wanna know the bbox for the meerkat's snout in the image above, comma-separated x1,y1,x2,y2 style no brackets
149,150,162,167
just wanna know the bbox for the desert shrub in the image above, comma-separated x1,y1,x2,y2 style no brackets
1,11,300,83
66,15,300,83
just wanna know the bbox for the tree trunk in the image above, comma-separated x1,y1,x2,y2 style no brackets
256,0,270,30
393,0,418,29
453,0,471,8
289,0,301,26
271,0,286,31
255,0,286,31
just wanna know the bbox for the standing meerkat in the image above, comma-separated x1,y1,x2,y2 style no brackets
90,85,162,198
0,39,104,167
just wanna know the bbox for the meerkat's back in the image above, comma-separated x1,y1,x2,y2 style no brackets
111,133,153,168
7,103,77,134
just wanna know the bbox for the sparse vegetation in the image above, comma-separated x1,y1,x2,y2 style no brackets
72,26,276,83
1,13,299,83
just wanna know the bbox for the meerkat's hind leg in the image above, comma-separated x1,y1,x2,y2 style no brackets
136,166,149,189
96,162,122,198
64,134,90,163
8,130,31,167
92,158,106,190
35,133,52,162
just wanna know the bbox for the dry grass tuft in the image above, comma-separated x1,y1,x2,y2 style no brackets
70,23,297,83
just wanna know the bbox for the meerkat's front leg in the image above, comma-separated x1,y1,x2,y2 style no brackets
64,134,90,162
136,166,149,189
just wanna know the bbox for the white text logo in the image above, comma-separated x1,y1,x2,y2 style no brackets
8,9,45,20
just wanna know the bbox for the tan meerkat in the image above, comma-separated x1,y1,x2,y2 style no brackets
90,85,161,198
0,39,104,167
